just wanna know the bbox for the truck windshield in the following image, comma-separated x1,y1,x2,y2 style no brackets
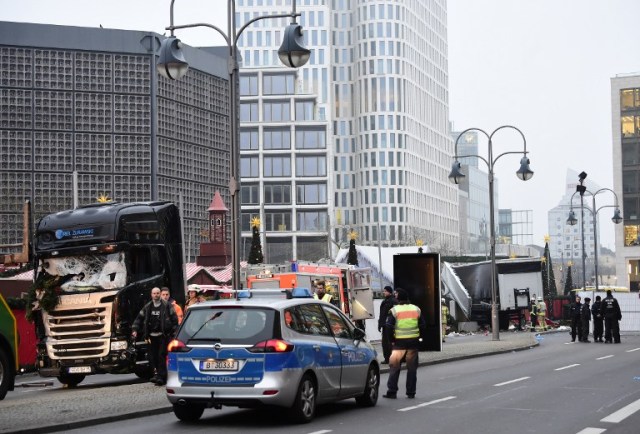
38,252,127,293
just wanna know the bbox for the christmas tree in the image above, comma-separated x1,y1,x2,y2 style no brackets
347,231,359,266
564,261,574,296
247,217,264,265
417,239,424,253
541,236,558,297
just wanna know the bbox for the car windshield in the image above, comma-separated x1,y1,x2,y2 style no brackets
36,252,127,293
178,307,277,345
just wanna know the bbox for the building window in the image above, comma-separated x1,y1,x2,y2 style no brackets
297,210,328,231
241,212,259,231
240,129,259,150
265,211,291,231
295,101,315,120
264,156,291,177
240,74,258,96
296,156,326,176
240,102,258,122
241,184,259,204
264,183,291,204
263,74,295,95
296,183,327,204
264,101,290,122
264,128,291,149
296,128,326,149
241,156,259,177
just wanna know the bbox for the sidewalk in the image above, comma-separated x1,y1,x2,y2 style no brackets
0,331,539,434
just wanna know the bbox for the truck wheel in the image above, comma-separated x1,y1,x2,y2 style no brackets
0,348,14,400
289,374,316,423
173,403,204,422
134,365,153,380
57,373,85,387
355,363,379,407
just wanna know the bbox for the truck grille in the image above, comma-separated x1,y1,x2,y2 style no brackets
44,298,113,360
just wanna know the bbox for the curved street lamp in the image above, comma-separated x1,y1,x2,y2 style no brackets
566,184,622,290
449,126,533,341
157,0,310,289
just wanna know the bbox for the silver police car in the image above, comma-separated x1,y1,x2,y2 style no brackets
166,289,380,423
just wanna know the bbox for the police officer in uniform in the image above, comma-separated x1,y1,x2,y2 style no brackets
580,297,591,342
591,295,604,342
132,287,179,385
383,288,426,400
378,286,397,364
569,295,582,343
602,290,622,343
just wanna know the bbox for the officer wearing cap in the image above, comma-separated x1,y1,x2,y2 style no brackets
378,286,397,364
383,288,426,400
580,297,591,342
602,290,622,343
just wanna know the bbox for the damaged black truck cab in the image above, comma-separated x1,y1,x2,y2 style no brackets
33,201,185,386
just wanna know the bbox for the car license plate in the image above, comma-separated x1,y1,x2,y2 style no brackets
200,359,239,371
68,366,92,374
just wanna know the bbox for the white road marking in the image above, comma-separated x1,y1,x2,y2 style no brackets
576,428,606,434
494,376,530,387
307,430,332,434
601,398,640,423
596,355,614,360
555,364,580,371
398,395,456,412
626,348,640,353
565,342,577,345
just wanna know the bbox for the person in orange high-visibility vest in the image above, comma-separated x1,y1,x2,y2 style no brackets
161,287,183,324
383,288,426,400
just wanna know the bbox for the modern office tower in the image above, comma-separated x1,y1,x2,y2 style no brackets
0,21,231,261
547,169,599,284
239,67,330,263
611,74,640,291
498,209,533,247
236,0,459,254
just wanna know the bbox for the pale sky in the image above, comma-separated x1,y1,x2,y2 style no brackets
4,0,638,250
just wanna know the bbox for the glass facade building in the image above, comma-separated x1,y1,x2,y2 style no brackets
235,0,459,253
611,74,640,291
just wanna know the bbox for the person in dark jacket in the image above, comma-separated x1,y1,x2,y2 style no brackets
569,295,582,343
132,287,179,385
378,286,397,364
580,297,591,342
591,295,604,342
602,290,622,343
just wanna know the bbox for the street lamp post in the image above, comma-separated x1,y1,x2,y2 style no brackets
157,0,310,289
449,126,533,341
566,181,622,291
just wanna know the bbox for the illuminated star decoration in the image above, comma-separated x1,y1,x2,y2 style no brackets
251,216,261,229
541,256,546,263
349,230,358,240
96,193,111,203
416,239,424,247
544,234,550,243
567,261,573,267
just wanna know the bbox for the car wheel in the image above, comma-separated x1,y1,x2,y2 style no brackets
289,374,316,423
0,347,14,400
133,365,153,380
173,403,205,422
355,363,379,407
57,373,85,388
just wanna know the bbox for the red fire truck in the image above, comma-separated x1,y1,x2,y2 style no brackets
244,261,375,324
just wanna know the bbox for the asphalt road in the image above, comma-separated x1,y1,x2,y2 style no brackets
62,333,640,434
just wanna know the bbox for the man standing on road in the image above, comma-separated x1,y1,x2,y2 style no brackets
161,287,184,324
441,298,449,342
602,290,622,344
536,296,547,332
383,288,426,400
132,287,179,386
569,295,582,343
378,286,397,364
529,294,538,332
580,297,591,342
591,295,604,342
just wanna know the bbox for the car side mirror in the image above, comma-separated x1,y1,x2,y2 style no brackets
353,327,365,341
